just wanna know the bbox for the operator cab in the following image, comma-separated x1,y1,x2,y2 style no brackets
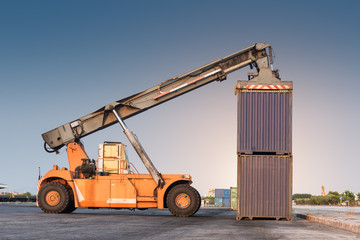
97,142,131,176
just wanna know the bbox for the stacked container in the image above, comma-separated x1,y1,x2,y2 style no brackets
215,189,231,207
236,77,293,221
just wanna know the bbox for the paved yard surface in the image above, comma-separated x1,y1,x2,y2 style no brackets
0,203,359,239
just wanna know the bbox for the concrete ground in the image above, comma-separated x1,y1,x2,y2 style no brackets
0,203,359,239
294,205,360,234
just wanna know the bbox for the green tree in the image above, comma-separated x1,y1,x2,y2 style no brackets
357,193,360,200
309,195,339,205
343,190,355,201
328,191,340,196
325,194,339,205
201,196,214,204
292,193,311,200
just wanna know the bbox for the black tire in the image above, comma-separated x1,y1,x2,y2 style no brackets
137,208,148,211
62,189,76,213
195,188,201,213
38,182,71,214
62,198,76,213
166,184,200,217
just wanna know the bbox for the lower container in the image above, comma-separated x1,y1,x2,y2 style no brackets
223,197,230,207
215,197,231,207
236,155,292,220
215,197,223,207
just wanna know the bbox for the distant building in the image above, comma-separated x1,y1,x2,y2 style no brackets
208,189,215,198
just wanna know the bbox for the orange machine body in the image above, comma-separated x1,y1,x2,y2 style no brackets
38,142,192,209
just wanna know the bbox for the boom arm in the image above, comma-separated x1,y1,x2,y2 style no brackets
42,42,276,151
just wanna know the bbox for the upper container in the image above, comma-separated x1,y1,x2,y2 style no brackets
215,189,230,198
236,79,293,155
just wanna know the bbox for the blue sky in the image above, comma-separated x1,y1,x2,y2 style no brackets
1,1,359,196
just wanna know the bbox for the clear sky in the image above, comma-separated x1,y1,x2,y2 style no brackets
1,1,359,196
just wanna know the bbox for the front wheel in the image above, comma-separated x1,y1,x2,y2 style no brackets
62,198,77,213
38,182,71,214
166,184,200,217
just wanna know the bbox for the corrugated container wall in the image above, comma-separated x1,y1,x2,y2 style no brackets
236,155,292,220
215,189,230,198
237,90,292,154
215,189,223,198
223,197,230,207
214,197,223,207
215,189,231,207
230,187,237,210
215,197,230,207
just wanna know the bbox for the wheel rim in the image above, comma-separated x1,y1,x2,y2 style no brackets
175,193,191,209
46,190,60,206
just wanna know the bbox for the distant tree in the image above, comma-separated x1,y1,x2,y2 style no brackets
24,192,32,196
328,191,340,196
343,190,355,201
308,194,339,205
357,193,360,200
201,196,214,204
326,194,340,205
309,196,321,205
292,193,311,200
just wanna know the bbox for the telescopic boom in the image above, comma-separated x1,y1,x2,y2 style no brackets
42,43,276,151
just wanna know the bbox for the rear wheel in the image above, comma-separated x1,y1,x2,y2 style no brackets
38,182,71,214
166,184,200,217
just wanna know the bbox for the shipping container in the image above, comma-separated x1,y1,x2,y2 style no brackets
215,197,223,207
215,197,231,207
230,187,237,210
236,81,293,155
237,155,292,220
215,189,231,198
215,189,223,198
223,197,231,207
224,189,230,198
215,189,225,198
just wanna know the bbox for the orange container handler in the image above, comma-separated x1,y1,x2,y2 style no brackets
37,142,199,217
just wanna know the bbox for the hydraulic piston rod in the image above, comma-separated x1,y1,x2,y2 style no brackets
112,109,165,188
